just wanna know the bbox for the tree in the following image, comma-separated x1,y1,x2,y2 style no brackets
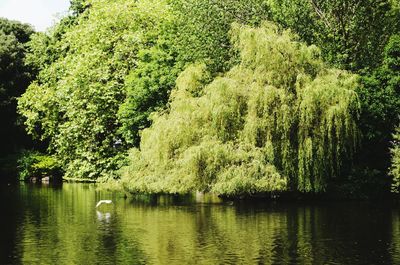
118,0,272,146
19,0,274,179
18,0,175,179
268,0,399,71
70,0,91,15
171,0,271,73
0,18,34,155
357,35,400,175
121,23,360,196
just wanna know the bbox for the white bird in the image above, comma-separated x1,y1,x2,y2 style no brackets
96,200,113,208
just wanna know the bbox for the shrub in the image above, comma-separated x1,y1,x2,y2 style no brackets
391,126,400,193
17,150,62,181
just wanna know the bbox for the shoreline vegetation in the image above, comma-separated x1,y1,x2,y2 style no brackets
0,0,399,200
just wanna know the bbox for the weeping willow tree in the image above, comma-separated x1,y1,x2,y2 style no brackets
121,22,360,196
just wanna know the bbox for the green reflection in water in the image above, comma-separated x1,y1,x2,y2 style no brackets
0,183,400,265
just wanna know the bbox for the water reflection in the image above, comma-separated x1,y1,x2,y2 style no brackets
0,183,400,265
96,211,112,223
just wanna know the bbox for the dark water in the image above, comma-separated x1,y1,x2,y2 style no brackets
1,183,400,265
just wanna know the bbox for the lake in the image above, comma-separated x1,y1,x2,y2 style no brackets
1,183,399,264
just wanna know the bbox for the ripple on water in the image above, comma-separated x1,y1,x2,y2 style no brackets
1,184,400,265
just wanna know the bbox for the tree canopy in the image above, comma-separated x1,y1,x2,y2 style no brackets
18,0,274,179
0,18,35,155
12,0,400,197
121,23,360,196
18,0,176,179
357,34,400,176
268,0,399,71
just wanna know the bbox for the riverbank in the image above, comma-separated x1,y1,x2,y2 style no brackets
62,177,97,183
0,150,393,202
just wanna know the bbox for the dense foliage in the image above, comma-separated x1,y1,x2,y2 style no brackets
268,0,399,71
170,0,270,73
0,18,34,155
18,0,273,179
357,34,400,182
19,0,176,179
11,0,400,197
118,0,271,146
17,150,61,181
120,23,360,196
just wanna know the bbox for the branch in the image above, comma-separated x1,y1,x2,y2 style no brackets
308,0,332,30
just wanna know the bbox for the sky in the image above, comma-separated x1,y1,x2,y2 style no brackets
0,0,70,32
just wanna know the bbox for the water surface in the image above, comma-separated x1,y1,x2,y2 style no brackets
1,183,399,264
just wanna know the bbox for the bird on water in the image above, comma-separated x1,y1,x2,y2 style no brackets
96,200,112,208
